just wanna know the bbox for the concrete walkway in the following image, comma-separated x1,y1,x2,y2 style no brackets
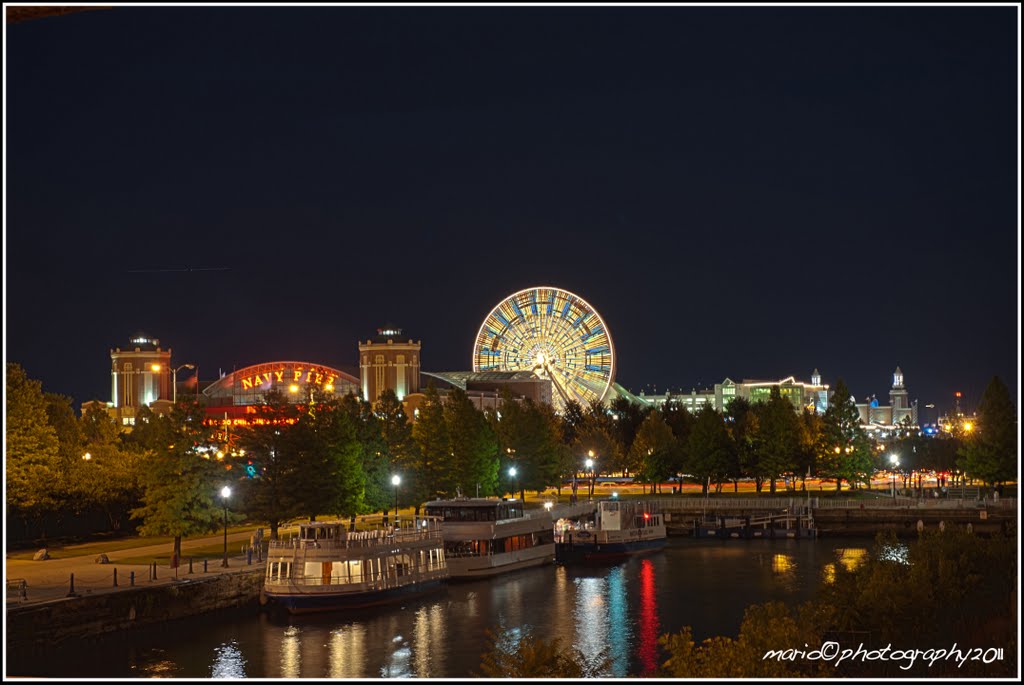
5,527,298,607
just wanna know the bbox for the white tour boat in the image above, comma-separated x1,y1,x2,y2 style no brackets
555,499,666,563
263,517,448,614
422,497,555,579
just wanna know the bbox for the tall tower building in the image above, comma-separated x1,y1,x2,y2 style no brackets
889,366,908,412
358,326,421,403
106,333,173,426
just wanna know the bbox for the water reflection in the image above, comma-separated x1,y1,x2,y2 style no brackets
878,541,909,564
381,633,411,678
134,648,179,678
328,624,366,678
280,625,301,678
637,559,660,676
835,547,868,572
572,568,630,677
413,604,445,677
211,640,246,678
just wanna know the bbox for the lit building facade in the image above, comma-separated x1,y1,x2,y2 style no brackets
855,366,919,435
359,327,421,403
202,361,360,424
83,333,175,427
637,370,830,415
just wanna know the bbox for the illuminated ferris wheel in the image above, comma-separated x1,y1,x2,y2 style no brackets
472,286,615,413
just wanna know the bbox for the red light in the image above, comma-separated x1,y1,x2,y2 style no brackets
643,512,650,519
955,392,962,398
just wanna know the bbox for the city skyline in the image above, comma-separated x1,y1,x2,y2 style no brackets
6,6,1018,416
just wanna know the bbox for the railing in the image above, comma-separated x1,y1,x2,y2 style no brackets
268,526,442,551
650,497,802,511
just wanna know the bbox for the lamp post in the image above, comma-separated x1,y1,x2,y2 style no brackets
152,363,196,404
220,485,231,567
889,454,899,500
509,467,518,501
586,452,596,501
391,474,401,522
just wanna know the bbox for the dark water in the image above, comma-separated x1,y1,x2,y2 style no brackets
9,538,875,678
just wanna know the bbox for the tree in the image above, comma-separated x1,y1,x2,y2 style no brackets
76,405,144,531
958,376,1017,488
609,396,649,475
6,363,61,538
816,378,872,492
44,392,83,510
130,400,228,565
493,393,562,500
410,385,449,510
234,391,301,540
725,397,760,492
630,411,679,494
443,388,500,497
374,389,419,511
290,389,365,520
687,405,732,494
340,392,390,517
755,387,801,493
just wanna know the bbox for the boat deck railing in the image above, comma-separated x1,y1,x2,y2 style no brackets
268,521,443,551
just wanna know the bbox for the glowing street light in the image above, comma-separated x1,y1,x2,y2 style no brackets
220,485,232,567
508,466,519,501
391,474,401,521
82,452,92,461
585,453,596,500
889,454,899,500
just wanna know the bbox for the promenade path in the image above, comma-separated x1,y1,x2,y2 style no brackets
5,526,294,607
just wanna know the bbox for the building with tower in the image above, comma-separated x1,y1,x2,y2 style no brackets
83,333,174,427
358,326,421,403
855,366,919,435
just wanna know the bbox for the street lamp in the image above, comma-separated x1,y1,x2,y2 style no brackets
82,452,92,461
391,474,401,521
508,466,518,500
152,363,196,404
220,485,231,567
889,454,899,500
585,453,596,500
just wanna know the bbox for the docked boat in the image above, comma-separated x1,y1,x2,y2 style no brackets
263,518,448,614
422,497,555,579
555,499,666,563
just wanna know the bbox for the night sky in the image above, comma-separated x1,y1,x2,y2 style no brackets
6,6,1019,419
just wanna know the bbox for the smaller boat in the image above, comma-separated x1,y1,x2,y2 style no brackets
555,499,666,563
263,518,448,615
423,497,555,579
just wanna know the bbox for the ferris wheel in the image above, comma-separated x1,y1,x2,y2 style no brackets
472,286,615,413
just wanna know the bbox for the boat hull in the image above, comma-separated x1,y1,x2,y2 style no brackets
446,547,554,579
555,537,666,564
264,579,445,615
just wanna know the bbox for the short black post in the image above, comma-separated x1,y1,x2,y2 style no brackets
67,573,79,597
204,559,208,573
20,580,27,601
130,571,135,586
113,567,118,587
153,562,157,580
247,548,253,565
189,557,194,574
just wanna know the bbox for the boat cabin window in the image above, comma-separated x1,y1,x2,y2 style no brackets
424,504,522,522
300,525,343,541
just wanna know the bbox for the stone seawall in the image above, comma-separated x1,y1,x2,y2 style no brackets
812,507,1014,537
7,567,265,649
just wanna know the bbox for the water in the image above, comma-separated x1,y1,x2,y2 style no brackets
8,538,874,678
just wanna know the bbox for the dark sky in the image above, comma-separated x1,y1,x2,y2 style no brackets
6,6,1019,419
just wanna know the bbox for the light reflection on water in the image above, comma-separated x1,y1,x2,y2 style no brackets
210,639,246,678
11,539,876,679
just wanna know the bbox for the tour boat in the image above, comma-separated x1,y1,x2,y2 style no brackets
422,497,555,579
262,518,448,615
555,499,666,563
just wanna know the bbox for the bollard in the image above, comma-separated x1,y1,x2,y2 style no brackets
20,580,27,601
204,559,208,573
153,562,157,580
113,567,118,587
67,573,79,598
247,548,253,565
130,571,135,586
189,557,194,574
